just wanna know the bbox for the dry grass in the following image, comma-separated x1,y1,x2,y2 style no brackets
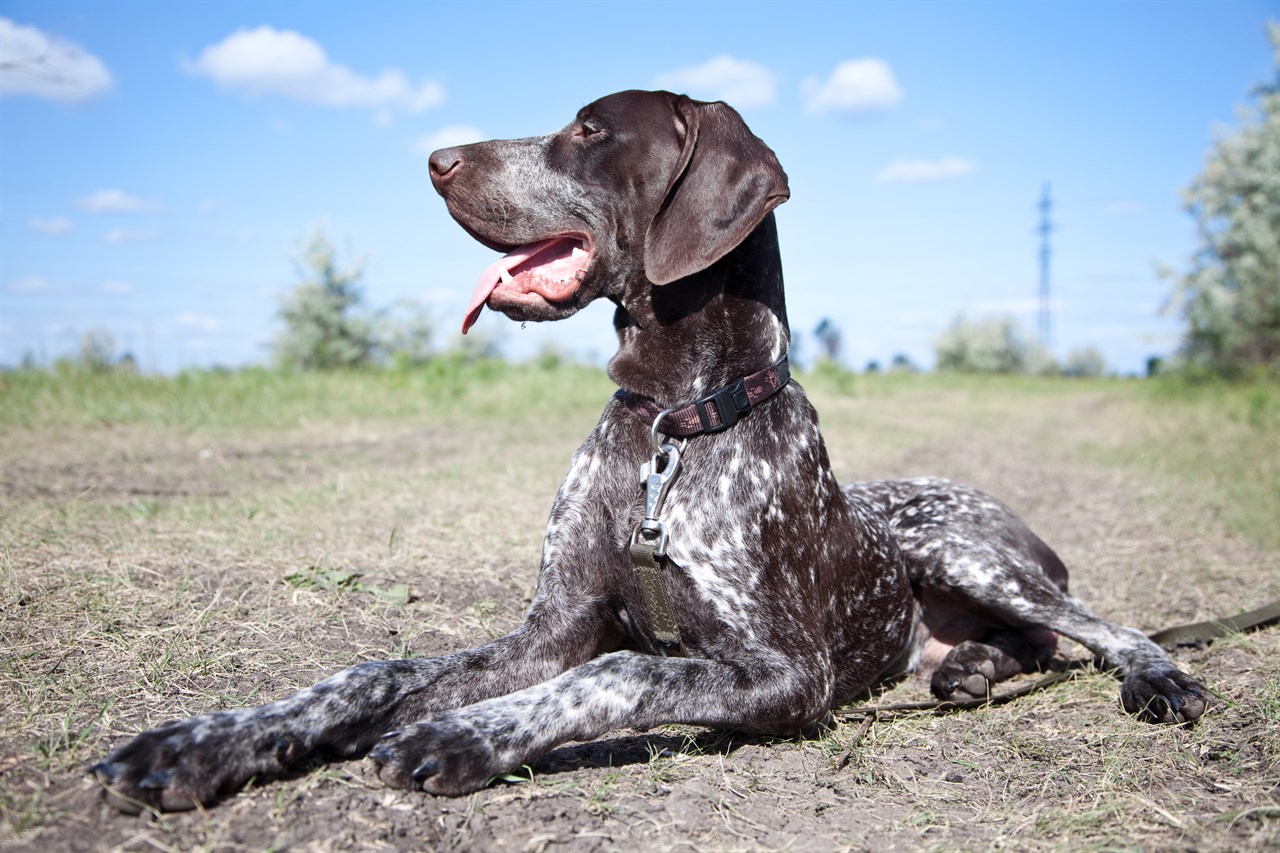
1,366,1276,852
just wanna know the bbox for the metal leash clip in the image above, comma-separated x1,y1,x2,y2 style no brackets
631,408,685,557
633,440,681,557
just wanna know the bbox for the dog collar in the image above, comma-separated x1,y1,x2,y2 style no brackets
617,354,791,437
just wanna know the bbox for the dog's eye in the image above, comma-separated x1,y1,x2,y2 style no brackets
578,121,605,139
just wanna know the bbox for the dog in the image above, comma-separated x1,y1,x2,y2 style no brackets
91,90,1208,813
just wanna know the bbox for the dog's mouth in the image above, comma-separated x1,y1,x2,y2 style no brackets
462,235,592,333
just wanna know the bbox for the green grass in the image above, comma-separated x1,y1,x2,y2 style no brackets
1103,376,1279,550
0,358,616,433
4,364,1276,549
802,370,1280,551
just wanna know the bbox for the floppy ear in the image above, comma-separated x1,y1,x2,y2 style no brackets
644,97,790,286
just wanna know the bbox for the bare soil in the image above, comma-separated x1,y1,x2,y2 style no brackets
1,380,1277,852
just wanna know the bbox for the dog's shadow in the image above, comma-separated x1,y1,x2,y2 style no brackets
511,728,762,784
276,730,762,800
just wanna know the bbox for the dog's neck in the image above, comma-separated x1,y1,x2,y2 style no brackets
607,214,791,406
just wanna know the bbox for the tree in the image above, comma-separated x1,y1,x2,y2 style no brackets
77,328,116,373
813,317,843,362
1161,22,1280,378
890,350,921,371
377,298,437,369
1063,346,1106,378
889,352,919,374
934,314,1035,374
273,230,377,370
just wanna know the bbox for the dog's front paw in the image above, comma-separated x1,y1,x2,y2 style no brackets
89,712,301,813
1121,666,1209,724
367,715,505,795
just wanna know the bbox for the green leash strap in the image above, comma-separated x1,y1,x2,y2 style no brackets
628,536,685,656
1147,599,1280,648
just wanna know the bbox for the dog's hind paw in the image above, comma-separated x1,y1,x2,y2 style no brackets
929,636,1036,701
1121,666,1209,724
929,662,993,700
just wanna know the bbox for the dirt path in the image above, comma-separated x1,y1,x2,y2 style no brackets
2,382,1276,852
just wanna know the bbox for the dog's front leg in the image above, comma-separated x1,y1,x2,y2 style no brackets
370,649,831,795
91,601,611,813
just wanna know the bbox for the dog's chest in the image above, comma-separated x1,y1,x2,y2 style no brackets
542,401,851,641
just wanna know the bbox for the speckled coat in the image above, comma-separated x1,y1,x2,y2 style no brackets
91,90,1208,813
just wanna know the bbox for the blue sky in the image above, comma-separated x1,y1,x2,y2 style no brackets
1,1,1275,374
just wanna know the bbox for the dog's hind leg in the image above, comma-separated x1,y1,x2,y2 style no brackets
921,547,1208,723
852,478,1209,723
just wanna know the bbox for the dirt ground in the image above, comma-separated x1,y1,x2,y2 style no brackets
1,378,1277,851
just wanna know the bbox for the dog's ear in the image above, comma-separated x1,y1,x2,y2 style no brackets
644,98,790,286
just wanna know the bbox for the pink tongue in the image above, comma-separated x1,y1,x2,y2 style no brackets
461,239,563,334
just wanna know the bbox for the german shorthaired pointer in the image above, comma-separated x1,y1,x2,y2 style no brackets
92,90,1208,813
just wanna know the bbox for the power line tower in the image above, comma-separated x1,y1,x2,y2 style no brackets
1038,183,1054,348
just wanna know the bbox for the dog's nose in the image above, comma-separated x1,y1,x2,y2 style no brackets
429,148,463,189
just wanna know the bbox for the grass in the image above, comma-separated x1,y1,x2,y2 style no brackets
804,370,1280,550
0,357,616,433
1122,376,1280,549
1,363,1277,851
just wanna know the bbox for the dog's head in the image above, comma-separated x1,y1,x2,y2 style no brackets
429,90,789,333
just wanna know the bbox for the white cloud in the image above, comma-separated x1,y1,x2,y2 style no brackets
173,312,221,333
654,55,777,107
29,216,73,235
104,227,159,244
188,26,444,114
10,275,56,292
0,18,113,103
875,157,976,183
413,125,485,156
804,58,903,115
77,188,158,213
101,280,133,294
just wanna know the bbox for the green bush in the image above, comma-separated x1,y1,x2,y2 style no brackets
933,315,1058,375
1161,23,1280,378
